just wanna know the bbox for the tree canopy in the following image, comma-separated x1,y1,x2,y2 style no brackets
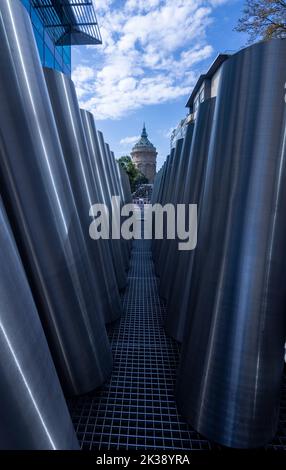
235,0,286,42
117,156,148,193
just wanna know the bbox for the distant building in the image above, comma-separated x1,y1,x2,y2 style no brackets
131,124,157,184
170,54,230,149
186,53,230,115
20,0,102,76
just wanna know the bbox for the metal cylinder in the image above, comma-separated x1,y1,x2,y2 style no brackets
165,99,216,342
158,124,194,301
80,110,127,290
0,198,79,450
152,152,174,274
0,0,112,396
109,150,133,256
43,68,122,324
98,130,128,290
105,142,130,270
176,39,286,448
118,163,132,205
151,167,164,207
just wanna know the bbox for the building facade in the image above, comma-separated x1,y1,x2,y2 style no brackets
186,54,229,116
131,125,157,184
170,54,230,149
20,0,102,76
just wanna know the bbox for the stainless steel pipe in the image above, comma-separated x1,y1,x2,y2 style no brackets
165,99,216,342
176,39,286,448
105,142,130,270
43,68,122,324
80,110,127,290
98,130,128,290
158,124,194,301
0,198,79,450
0,0,112,396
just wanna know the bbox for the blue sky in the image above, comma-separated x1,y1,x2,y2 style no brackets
72,0,248,169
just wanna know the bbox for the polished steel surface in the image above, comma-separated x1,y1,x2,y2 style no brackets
117,160,133,255
151,167,164,206
80,110,127,290
176,39,286,448
0,0,112,396
156,139,184,288
152,153,174,274
105,142,130,270
118,163,132,205
116,160,133,257
155,152,181,294
80,109,123,322
0,198,79,450
43,68,121,324
98,130,128,290
165,99,216,342
158,124,194,301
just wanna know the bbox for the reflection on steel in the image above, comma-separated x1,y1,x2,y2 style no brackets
80,110,128,291
43,68,121,324
152,159,167,272
98,130,128,290
158,123,194,301
118,162,132,205
176,40,286,448
105,142,130,271
0,199,79,450
156,139,184,293
151,166,164,206
152,151,174,278
81,111,124,322
165,99,216,342
0,0,112,396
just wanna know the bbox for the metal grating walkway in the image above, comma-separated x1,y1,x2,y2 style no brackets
68,239,286,451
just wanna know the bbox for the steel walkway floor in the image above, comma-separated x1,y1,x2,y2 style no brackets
68,239,286,451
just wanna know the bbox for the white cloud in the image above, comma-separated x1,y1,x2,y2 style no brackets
209,0,230,5
120,136,140,145
74,1,230,120
73,66,95,83
92,0,114,13
162,127,175,139
125,0,161,12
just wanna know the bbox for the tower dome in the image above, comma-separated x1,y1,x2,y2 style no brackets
131,124,157,183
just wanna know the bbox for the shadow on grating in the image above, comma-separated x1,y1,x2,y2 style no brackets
68,239,286,451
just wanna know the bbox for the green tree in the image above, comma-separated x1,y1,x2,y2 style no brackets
133,172,149,190
235,0,286,42
117,156,148,192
